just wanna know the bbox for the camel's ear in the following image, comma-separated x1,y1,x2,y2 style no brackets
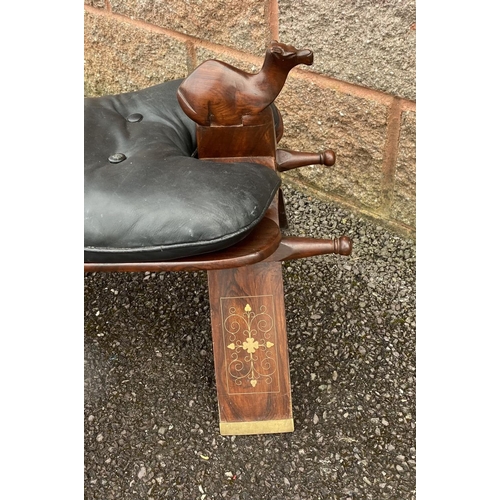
270,43,284,55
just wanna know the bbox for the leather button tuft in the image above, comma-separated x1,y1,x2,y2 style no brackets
108,153,127,164
127,113,143,123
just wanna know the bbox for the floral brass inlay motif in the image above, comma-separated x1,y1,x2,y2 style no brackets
222,300,278,392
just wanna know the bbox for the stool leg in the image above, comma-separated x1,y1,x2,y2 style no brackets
207,261,294,435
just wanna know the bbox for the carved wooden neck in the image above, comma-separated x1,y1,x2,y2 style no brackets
253,52,290,103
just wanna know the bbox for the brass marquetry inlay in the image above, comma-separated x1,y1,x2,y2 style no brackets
221,296,279,394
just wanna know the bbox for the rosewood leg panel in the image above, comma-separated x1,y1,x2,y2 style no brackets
208,261,293,435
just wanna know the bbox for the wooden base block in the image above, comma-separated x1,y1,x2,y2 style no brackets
196,107,276,159
207,261,293,435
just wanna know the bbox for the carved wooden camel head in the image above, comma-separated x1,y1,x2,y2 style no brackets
177,40,314,127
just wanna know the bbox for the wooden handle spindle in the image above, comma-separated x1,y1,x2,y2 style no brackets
276,148,336,172
266,235,352,262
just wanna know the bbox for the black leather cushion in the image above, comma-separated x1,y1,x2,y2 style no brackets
85,79,281,263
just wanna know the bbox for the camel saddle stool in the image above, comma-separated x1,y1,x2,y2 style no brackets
84,41,352,435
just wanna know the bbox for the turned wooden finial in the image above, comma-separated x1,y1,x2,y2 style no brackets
177,41,313,127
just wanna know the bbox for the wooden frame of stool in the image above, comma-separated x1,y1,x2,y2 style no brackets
84,41,352,435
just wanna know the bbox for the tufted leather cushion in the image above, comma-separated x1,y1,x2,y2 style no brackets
85,79,281,263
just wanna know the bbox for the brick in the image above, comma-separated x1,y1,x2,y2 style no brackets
85,0,106,7
275,77,388,210
194,47,262,75
110,0,271,56
391,111,416,227
278,0,416,100
84,12,188,97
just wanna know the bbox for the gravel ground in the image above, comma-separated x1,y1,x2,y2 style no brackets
84,183,416,500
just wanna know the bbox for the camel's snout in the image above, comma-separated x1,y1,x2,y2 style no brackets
298,49,313,65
